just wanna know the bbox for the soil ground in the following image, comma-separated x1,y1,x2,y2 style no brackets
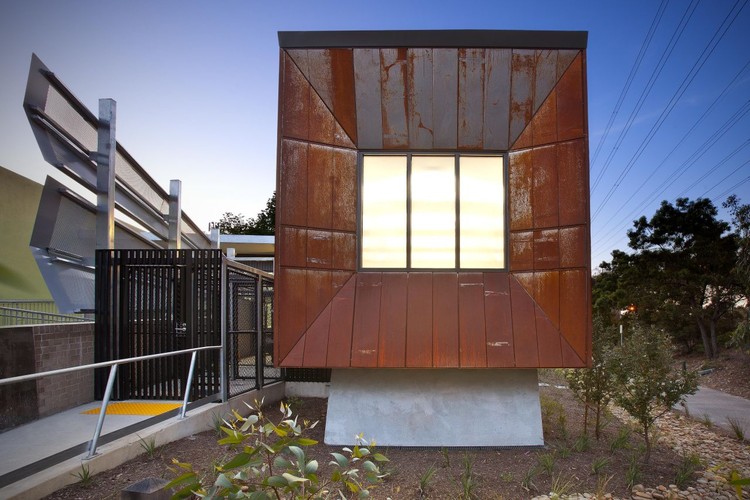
44,370,697,500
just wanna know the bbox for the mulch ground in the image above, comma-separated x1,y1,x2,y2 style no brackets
45,371,688,499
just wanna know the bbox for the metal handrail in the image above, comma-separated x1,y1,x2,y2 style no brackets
0,345,221,458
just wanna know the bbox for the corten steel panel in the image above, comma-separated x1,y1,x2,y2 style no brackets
532,144,559,229
306,269,333,328
557,139,588,226
309,86,336,145
483,49,512,150
432,48,459,149
279,140,308,227
509,230,534,271
509,275,539,367
458,273,487,367
432,273,459,367
534,271,561,329
534,229,560,270
557,54,585,141
330,49,358,144
560,269,589,362
279,226,306,268
407,48,434,149
332,148,357,231
535,303,563,367
332,232,357,271
276,33,591,370
532,89,558,147
307,144,334,229
509,49,535,148
326,275,356,367
351,273,382,367
406,273,433,367
306,230,332,269
378,272,408,367
282,54,309,140
534,50,558,113
277,268,307,361
303,302,331,367
560,226,587,268
509,149,533,231
354,49,383,149
380,48,409,149
483,273,515,367
458,48,485,149
556,50,579,79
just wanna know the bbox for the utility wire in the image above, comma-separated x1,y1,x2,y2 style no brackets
590,0,699,197
591,99,750,253
589,0,669,189
592,0,748,222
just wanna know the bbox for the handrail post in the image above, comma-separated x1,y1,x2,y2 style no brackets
86,364,118,459
179,351,198,419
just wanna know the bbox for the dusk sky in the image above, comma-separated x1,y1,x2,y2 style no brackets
1,0,748,268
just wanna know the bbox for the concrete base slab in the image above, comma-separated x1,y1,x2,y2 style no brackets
324,369,543,447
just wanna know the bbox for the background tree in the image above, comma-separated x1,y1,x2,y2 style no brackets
566,317,617,440
211,192,276,236
626,197,740,358
608,324,698,463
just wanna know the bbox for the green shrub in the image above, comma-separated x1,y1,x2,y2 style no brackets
168,400,389,499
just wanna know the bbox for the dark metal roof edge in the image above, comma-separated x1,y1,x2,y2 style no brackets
278,30,587,49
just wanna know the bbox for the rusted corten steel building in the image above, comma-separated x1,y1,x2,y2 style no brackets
274,30,591,372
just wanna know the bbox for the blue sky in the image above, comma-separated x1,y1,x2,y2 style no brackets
1,0,748,268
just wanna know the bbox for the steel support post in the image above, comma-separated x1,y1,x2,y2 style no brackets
86,364,118,459
220,259,228,401
256,277,263,389
168,179,182,249
96,99,116,250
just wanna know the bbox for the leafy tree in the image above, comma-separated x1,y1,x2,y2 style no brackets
627,197,740,358
566,317,617,440
608,324,697,463
212,192,276,235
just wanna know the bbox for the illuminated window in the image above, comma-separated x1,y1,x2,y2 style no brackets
360,153,505,270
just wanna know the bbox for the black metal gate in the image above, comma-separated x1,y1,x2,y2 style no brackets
95,249,222,401
226,261,281,398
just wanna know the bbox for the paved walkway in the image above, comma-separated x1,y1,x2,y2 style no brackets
679,385,750,437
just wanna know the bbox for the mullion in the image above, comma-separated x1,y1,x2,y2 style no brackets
454,153,460,269
406,154,412,270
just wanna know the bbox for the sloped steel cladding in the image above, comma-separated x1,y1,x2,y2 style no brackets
274,30,591,369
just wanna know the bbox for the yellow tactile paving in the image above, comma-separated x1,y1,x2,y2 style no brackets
81,402,182,416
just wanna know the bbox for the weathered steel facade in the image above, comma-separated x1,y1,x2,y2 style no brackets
275,30,591,369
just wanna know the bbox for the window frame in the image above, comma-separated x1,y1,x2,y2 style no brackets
357,151,509,272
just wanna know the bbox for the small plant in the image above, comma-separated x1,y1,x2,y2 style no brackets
211,411,227,437
727,416,746,441
137,435,158,458
459,453,477,499
521,465,539,492
700,413,713,428
549,472,575,499
439,446,450,468
285,395,304,410
610,426,631,452
557,444,572,458
167,400,389,499
595,474,614,498
72,463,93,486
418,463,437,497
557,411,569,441
591,456,610,475
537,452,556,475
499,471,514,482
573,433,590,452
674,453,702,489
625,452,641,489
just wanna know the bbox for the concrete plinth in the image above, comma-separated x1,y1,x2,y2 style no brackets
324,369,543,447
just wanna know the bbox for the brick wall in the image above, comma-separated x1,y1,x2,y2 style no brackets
0,322,94,430
33,322,95,417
